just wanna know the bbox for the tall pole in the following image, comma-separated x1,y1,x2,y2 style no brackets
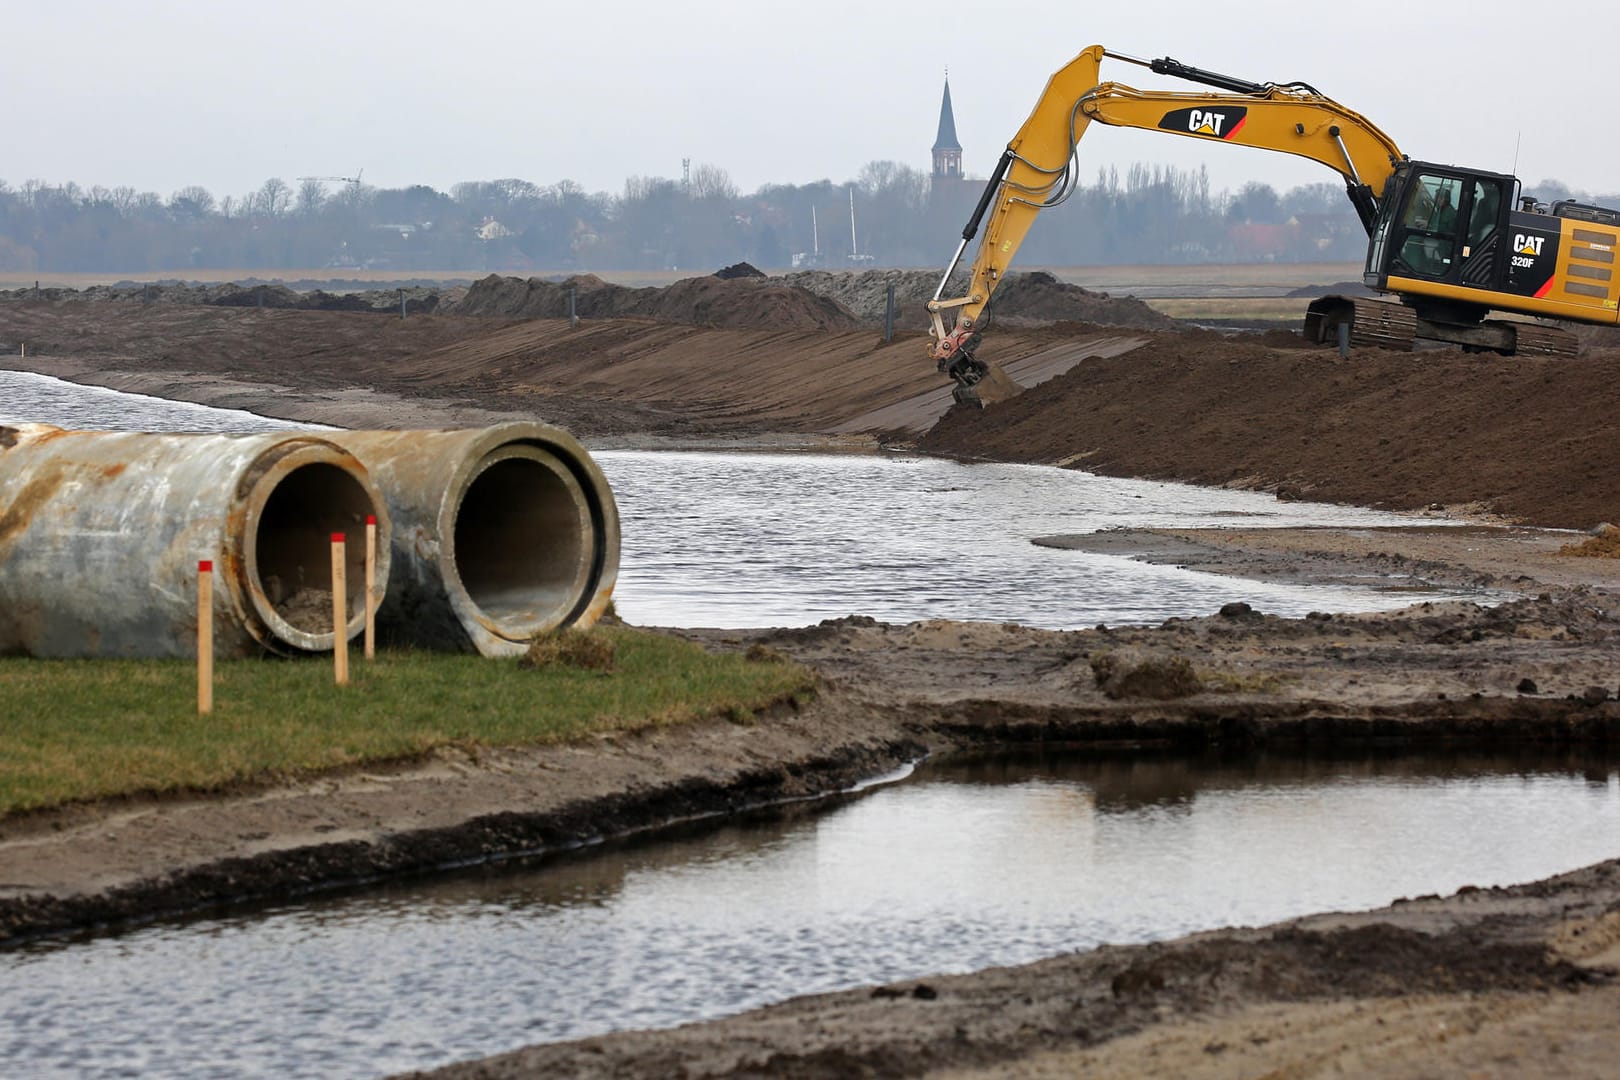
849,188,858,257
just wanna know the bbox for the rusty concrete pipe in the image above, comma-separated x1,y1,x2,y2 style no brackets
327,423,619,657
0,424,391,658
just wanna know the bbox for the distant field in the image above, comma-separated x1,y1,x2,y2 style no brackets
1147,297,1314,323
0,268,484,290
1039,263,1362,298
0,263,1363,299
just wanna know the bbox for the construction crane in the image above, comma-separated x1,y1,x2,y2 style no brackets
295,169,364,189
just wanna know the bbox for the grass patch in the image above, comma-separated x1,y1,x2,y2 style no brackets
0,627,814,816
519,628,618,671
1198,669,1289,694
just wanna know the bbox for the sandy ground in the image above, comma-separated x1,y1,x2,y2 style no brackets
3,290,1620,1076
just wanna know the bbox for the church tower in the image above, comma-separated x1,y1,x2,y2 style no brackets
931,75,963,182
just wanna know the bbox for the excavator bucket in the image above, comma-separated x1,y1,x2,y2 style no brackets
965,361,1021,406
949,359,1022,408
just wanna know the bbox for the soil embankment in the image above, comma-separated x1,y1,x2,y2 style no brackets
921,330,1620,530
5,275,1620,527
0,277,1134,439
4,269,1620,1077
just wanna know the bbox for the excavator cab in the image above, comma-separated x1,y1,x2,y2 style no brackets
1347,159,1613,353
1364,162,1514,313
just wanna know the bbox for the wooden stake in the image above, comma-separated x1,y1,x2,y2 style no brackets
197,560,214,714
364,514,377,660
331,533,349,686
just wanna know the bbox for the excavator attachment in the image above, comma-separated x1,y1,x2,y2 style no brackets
943,355,1022,408
938,334,1021,408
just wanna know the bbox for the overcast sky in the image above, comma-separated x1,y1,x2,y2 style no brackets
11,0,1618,208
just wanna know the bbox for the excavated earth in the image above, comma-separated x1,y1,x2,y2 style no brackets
3,272,1620,1078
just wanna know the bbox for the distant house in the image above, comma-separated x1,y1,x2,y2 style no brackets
476,218,514,241
1226,222,1294,261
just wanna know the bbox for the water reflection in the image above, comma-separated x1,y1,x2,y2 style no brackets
5,749,1617,1080
0,369,323,433
594,451,1481,629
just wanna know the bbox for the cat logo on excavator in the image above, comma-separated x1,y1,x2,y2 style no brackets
1156,105,1248,139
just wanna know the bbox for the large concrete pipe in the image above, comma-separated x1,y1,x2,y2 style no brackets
0,424,391,658
329,423,619,657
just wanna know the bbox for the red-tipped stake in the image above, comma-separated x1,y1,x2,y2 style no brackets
364,514,377,661
331,533,349,686
197,560,214,714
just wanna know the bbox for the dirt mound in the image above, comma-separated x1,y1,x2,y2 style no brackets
0,281,449,314
450,273,860,331
776,268,959,320
988,270,1181,329
5,269,1171,335
919,328,1620,530
1090,648,1204,699
1285,280,1379,298
778,268,1180,331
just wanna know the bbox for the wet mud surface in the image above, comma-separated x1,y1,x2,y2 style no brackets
5,279,1620,1075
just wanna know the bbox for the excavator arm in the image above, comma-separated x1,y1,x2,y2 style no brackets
928,46,1407,395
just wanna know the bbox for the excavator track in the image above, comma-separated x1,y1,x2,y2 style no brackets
1304,296,1418,351
1305,299,1579,358
1503,323,1579,358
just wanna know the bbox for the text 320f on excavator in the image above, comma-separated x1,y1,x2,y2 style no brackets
928,46,1620,401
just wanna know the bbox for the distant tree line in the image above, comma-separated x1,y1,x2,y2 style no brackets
0,164,1611,275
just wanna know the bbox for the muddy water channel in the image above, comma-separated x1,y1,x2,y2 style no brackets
595,449,1474,629
5,750,1619,1079
3,370,1478,630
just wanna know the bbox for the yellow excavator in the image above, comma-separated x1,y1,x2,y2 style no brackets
928,45,1620,401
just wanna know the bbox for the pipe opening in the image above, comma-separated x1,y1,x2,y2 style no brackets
254,462,374,636
452,453,590,635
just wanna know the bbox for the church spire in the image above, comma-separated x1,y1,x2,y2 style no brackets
932,73,962,180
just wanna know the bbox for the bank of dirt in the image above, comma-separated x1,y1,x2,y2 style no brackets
5,273,1620,1077
919,329,1620,531
6,285,1620,528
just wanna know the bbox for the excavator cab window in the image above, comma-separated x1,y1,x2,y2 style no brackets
1393,174,1465,280
1457,178,1506,286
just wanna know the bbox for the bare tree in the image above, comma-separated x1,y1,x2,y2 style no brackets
688,163,736,201
295,179,327,216
132,192,165,222
257,177,292,217
169,186,216,221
